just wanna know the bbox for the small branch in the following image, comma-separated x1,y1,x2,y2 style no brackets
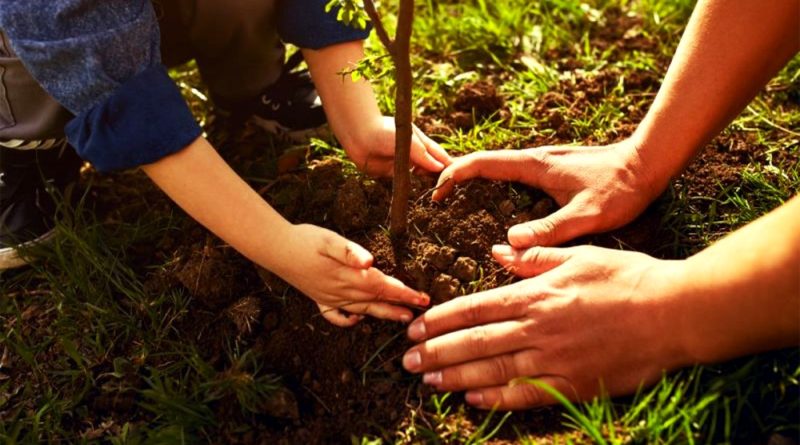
363,0,395,55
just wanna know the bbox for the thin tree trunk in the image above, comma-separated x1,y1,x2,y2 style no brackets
390,0,414,236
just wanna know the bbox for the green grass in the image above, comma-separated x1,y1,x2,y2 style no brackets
2,0,799,443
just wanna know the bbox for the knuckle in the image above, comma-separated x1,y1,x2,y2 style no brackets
522,246,544,265
534,219,558,245
360,303,373,315
525,148,550,165
518,384,544,407
464,296,483,325
321,231,336,251
499,292,522,314
444,368,464,389
375,282,388,302
467,326,489,355
491,355,516,382
426,346,442,368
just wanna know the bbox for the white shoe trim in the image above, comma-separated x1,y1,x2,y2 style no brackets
0,137,65,150
0,229,55,270
248,116,330,143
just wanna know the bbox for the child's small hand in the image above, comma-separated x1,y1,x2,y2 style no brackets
346,116,452,177
273,223,430,327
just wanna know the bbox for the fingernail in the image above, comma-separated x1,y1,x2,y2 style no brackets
423,371,442,386
418,293,431,306
400,314,412,323
492,244,513,256
403,350,422,371
408,320,427,340
465,391,484,406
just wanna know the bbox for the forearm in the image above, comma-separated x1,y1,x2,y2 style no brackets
141,137,292,271
674,195,800,363
632,0,800,191
303,41,382,151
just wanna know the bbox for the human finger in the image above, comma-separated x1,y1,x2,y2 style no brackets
340,301,415,323
343,267,431,307
465,376,568,410
405,281,537,342
402,320,535,373
320,232,374,269
318,303,363,327
421,348,541,391
410,135,446,173
413,125,452,167
507,201,596,248
491,245,573,278
432,149,546,202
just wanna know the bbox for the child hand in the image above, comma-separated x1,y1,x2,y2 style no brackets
346,116,452,177
272,223,430,327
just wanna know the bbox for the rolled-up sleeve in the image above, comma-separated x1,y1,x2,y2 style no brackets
0,0,201,172
278,0,372,50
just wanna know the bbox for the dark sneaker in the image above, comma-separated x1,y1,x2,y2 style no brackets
216,51,328,143
0,141,82,270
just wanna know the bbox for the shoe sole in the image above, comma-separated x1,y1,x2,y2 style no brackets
249,116,331,144
0,229,55,271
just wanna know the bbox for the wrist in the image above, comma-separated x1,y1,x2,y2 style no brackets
615,137,671,203
340,114,384,155
643,259,699,370
255,222,299,277
626,127,694,196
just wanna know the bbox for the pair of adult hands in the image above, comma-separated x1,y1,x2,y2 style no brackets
401,139,684,410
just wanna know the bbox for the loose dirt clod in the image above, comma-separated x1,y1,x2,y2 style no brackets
175,246,241,310
333,177,370,231
430,273,460,300
418,242,457,271
531,198,556,220
454,81,505,120
261,388,300,420
452,257,479,282
498,199,515,217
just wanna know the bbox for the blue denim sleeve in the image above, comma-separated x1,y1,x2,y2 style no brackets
278,0,372,49
0,0,201,172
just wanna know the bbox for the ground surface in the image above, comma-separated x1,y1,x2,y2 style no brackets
2,0,799,443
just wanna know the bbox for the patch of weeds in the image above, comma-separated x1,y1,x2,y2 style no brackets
393,392,512,444
514,349,800,443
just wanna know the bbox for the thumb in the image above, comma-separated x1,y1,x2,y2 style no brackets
507,202,593,248
432,150,534,202
491,244,573,278
414,125,452,167
410,133,446,173
321,232,374,269
318,303,363,327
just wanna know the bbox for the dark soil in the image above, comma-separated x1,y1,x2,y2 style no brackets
122,147,679,444
6,5,794,441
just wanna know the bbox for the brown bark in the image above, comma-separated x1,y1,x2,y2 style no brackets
389,0,414,236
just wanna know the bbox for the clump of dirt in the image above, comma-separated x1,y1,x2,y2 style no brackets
332,177,370,231
449,81,507,130
454,81,505,117
175,244,243,310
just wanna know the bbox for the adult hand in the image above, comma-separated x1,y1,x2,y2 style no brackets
401,244,691,410
274,224,430,327
347,116,452,177
432,141,667,248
